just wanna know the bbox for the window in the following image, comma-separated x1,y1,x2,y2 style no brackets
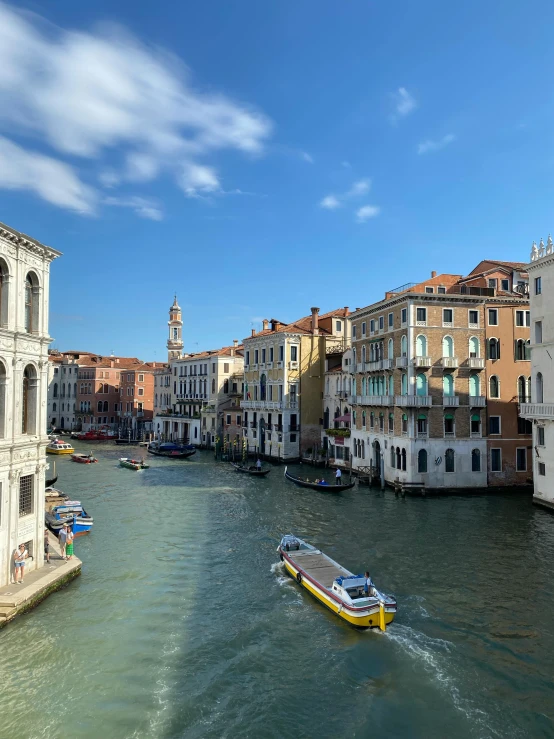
445,449,455,472
388,338,394,360
254,349,259,364
279,345,284,362
471,449,481,472
488,338,500,360
501,279,510,291
362,321,366,336
515,311,525,327
402,414,408,434
19,474,33,517
535,321,543,344
469,374,480,397
491,448,502,472
379,316,384,331
246,351,250,366
443,309,453,325
226,414,231,424
536,372,544,403
418,449,428,473
401,308,407,324
53,383,58,398
138,388,144,396
24,274,37,332
401,335,407,357
538,427,545,446
22,366,37,434
401,448,406,471
516,448,527,472
535,276,542,295
488,278,497,289
352,325,357,339
469,336,479,358
517,416,532,434
437,286,446,294
489,375,499,398
471,413,481,435
336,320,342,332
538,462,546,476
416,307,426,324
416,373,427,396
425,286,434,294
416,335,427,357
443,373,454,396
388,413,394,433
417,414,427,434
442,335,454,358
138,374,144,382
444,414,454,435
488,309,498,326
388,312,393,328
212,379,216,393
290,345,298,362
489,416,501,434
469,310,479,327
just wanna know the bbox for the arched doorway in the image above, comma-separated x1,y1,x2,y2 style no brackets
373,439,381,470
60,417,65,429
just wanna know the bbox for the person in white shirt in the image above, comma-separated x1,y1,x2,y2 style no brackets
335,468,342,485
364,571,374,596
13,544,28,584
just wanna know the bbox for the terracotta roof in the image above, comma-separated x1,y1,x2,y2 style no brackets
465,260,528,277
180,345,244,360
77,356,144,369
244,308,349,340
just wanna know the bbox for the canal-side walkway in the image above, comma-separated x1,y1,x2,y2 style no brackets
0,531,81,628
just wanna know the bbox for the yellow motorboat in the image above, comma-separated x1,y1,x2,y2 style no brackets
278,535,397,631
46,439,74,455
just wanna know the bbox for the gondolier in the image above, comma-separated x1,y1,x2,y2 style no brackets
256,459,262,471
335,468,342,485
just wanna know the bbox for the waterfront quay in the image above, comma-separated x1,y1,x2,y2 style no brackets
1,445,553,738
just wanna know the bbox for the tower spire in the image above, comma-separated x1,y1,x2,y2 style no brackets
167,295,183,361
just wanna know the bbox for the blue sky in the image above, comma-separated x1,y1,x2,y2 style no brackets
0,1,552,359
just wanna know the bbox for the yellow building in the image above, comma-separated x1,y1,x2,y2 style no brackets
241,307,350,460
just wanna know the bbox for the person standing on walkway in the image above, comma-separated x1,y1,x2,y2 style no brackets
13,543,27,584
59,523,68,559
65,526,74,561
335,467,342,485
44,528,50,564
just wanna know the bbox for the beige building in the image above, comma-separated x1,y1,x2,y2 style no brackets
241,308,350,460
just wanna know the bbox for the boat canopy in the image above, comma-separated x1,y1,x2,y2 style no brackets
335,576,366,589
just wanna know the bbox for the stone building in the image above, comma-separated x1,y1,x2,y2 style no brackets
520,237,554,509
0,221,60,587
118,362,159,438
47,350,82,430
241,308,350,460
349,262,531,490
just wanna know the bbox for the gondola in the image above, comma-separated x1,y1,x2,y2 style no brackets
231,462,271,476
284,466,355,491
147,442,196,459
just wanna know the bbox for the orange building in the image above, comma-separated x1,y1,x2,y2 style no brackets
76,355,143,430
118,363,158,437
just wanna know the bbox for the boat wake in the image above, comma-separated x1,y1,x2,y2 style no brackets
270,560,292,587
386,624,508,739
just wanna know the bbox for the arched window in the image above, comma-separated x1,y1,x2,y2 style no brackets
103,401,109,412
445,448,455,472
469,374,480,397
260,374,266,401
370,412,374,429
362,345,367,364
212,379,215,393
443,374,454,396
525,340,531,360
52,402,57,412
517,376,527,403
515,339,526,361
402,414,408,434
471,448,481,472
401,335,407,357
352,347,356,366
442,335,454,358
471,413,481,435
388,412,394,433
391,446,396,468
388,376,394,395
388,338,394,359
417,414,427,435
416,373,428,396
53,382,58,398
489,375,500,398
24,272,39,333
97,401,102,411
74,382,77,397
416,335,427,357
401,373,407,395
362,411,366,428
379,412,384,431
536,372,544,403
418,449,427,473
22,365,37,434
488,338,500,360
469,336,480,358
361,377,366,395
401,448,407,471
396,447,401,469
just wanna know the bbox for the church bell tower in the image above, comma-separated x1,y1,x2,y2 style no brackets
167,295,184,361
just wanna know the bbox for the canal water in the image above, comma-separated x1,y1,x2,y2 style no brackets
1,445,553,739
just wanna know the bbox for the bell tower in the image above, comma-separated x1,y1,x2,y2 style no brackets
167,295,183,361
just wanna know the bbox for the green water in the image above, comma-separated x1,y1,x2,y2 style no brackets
1,444,553,739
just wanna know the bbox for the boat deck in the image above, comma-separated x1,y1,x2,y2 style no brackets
286,549,351,589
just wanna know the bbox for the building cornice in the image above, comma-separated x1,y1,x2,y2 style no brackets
0,221,62,262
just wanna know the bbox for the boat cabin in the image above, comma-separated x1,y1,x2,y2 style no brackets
280,535,310,552
332,576,374,604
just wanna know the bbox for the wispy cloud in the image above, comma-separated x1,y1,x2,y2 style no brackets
356,205,380,223
417,134,456,155
0,2,272,212
320,178,372,210
320,194,341,210
391,87,416,123
104,195,164,221
347,178,371,197
301,151,314,164
341,160,351,169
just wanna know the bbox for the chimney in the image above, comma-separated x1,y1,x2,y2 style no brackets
270,318,278,331
311,307,320,335
233,339,238,347
110,359,114,368
344,306,349,316
431,271,437,278
251,328,256,337
262,319,269,331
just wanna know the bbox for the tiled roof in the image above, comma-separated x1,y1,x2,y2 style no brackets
180,345,244,360
245,308,349,339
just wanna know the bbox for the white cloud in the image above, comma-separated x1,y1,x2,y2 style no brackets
104,195,163,220
417,134,456,155
0,135,96,213
341,160,351,168
98,169,120,188
301,151,314,164
391,87,416,122
347,178,371,197
320,194,341,210
0,2,272,212
356,205,380,223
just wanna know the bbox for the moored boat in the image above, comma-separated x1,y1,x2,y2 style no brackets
71,453,98,464
284,466,355,492
231,462,270,476
45,461,57,487
277,535,397,630
147,442,196,459
119,457,150,470
45,499,93,536
46,439,75,455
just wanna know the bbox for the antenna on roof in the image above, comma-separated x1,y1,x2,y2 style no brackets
110,349,115,357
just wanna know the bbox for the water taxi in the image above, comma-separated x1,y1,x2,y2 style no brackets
278,535,397,631
71,453,98,464
46,439,74,455
120,457,149,470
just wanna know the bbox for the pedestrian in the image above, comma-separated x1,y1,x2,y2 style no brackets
13,543,27,584
65,526,74,561
44,528,50,564
335,467,342,485
59,523,68,559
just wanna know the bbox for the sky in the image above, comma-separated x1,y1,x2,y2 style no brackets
0,0,553,360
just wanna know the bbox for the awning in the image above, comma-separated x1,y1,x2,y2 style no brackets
335,413,351,422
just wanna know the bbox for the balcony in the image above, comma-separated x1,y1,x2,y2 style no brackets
395,395,432,407
274,424,283,431
288,425,300,433
289,361,299,370
337,391,349,399
367,358,393,372
241,400,290,410
443,395,459,407
468,357,485,370
440,357,459,369
470,396,486,407
413,356,432,368
266,362,274,370
356,363,363,373
395,357,408,368
277,361,284,369
416,430,428,439
519,403,554,419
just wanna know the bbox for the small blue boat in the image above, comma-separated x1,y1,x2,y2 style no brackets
45,500,93,536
